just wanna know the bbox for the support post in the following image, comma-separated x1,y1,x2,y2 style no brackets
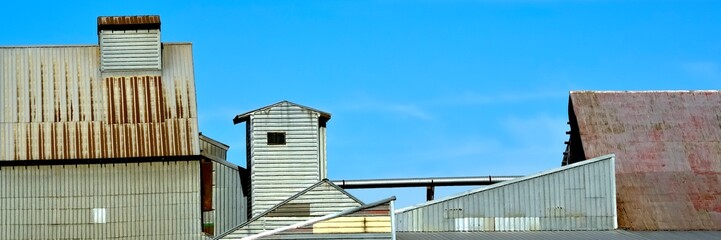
426,185,435,201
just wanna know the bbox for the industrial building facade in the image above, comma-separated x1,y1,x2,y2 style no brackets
3,15,721,240
0,16,246,239
396,155,617,232
224,101,397,239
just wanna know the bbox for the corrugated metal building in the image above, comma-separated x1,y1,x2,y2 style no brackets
0,19,199,160
221,101,397,239
199,134,248,236
216,180,395,240
395,154,617,232
397,230,721,240
0,161,200,239
564,91,721,230
0,16,245,239
245,197,396,240
233,101,330,217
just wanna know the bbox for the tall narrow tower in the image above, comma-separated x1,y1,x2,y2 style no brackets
233,101,330,217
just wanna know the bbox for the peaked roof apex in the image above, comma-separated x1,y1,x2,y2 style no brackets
213,179,364,239
232,100,331,124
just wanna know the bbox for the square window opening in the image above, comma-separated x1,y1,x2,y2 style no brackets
267,132,286,145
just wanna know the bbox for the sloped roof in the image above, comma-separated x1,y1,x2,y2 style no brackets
232,100,331,124
395,154,617,232
247,196,396,240
215,179,364,239
397,154,615,214
567,90,721,230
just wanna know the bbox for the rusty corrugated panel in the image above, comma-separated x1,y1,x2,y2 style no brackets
568,90,721,230
97,15,160,32
0,44,199,160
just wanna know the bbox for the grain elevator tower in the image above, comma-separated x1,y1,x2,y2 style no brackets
233,101,330,217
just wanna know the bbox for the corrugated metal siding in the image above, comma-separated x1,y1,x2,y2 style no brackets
100,30,161,71
0,161,202,239
198,135,246,236
200,135,229,162
222,181,362,239
266,202,394,240
569,91,721,230
0,44,199,161
263,233,391,240
395,155,616,232
397,230,721,240
249,102,323,216
211,161,247,236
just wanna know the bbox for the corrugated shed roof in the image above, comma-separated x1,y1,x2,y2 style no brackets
97,15,161,32
396,154,615,214
395,154,617,232
397,231,721,240
232,100,331,124
567,90,721,230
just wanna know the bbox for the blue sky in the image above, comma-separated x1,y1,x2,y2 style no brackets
1,1,720,208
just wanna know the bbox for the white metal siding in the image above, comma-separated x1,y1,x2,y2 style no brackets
223,181,362,239
395,155,617,232
0,161,202,239
200,136,228,162
212,161,247,236
249,103,323,216
100,29,161,71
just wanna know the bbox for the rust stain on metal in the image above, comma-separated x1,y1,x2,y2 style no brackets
567,91,721,230
1,46,198,161
97,15,160,26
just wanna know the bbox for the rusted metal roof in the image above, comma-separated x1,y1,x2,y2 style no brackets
0,44,199,161
566,90,721,230
97,15,161,32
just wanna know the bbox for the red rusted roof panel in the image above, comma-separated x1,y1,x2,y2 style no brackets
98,15,160,26
97,15,160,32
570,91,721,230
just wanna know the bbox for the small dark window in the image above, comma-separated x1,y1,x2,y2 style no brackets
267,132,286,145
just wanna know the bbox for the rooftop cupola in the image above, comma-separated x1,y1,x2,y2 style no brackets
97,15,162,71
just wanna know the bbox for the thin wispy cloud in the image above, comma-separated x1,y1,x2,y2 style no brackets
433,91,565,106
503,114,568,143
334,95,435,121
681,61,721,81
383,104,434,120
